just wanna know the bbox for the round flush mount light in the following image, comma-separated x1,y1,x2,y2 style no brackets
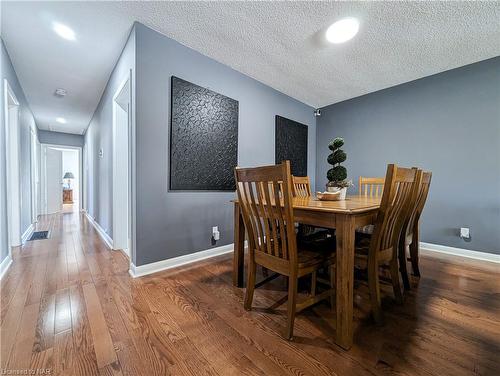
52,22,76,41
56,117,67,124
326,18,359,44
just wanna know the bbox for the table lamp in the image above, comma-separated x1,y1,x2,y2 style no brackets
63,172,75,189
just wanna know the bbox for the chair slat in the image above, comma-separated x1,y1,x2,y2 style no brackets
359,176,385,197
292,176,312,197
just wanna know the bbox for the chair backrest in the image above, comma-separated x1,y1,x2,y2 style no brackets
359,176,385,197
235,161,297,263
370,165,420,258
292,176,312,197
405,171,432,236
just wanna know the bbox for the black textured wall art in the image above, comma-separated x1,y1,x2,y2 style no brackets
275,115,308,177
170,76,239,191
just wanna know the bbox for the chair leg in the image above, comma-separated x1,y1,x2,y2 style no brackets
311,271,317,297
244,259,257,311
389,259,404,305
329,264,335,311
285,275,298,340
410,224,421,277
398,236,411,291
409,240,420,277
368,260,383,324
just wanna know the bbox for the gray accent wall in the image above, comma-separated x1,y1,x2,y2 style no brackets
0,39,38,264
84,26,136,242
38,130,84,148
316,57,500,254
134,23,316,266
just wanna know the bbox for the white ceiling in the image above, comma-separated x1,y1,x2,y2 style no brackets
2,1,500,135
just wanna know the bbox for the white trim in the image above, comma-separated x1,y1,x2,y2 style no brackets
0,255,13,280
129,243,235,278
21,223,35,244
420,242,500,264
4,79,22,250
112,73,132,256
30,124,38,224
83,210,113,250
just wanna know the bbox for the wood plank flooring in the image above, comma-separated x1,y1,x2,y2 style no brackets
1,206,499,375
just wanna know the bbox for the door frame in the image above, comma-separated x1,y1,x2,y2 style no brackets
3,79,21,249
40,143,83,214
30,124,38,223
112,73,132,258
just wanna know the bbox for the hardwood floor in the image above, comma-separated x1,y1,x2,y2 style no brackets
1,208,499,375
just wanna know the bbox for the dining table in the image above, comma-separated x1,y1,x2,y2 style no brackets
232,194,381,350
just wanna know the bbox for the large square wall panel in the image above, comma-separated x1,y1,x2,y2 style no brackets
170,76,239,190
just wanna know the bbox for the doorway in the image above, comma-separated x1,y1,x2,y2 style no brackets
112,75,131,257
41,144,82,214
4,79,21,248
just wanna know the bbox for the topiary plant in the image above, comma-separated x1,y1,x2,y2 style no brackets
326,137,350,189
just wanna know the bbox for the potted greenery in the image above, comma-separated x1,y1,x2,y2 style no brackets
326,137,351,200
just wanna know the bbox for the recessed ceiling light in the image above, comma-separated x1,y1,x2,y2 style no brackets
56,117,67,124
326,18,359,44
52,22,76,41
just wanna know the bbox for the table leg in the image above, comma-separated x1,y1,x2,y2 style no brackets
335,214,355,349
233,202,245,287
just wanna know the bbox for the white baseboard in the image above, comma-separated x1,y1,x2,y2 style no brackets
83,211,113,250
129,243,235,278
0,254,13,280
420,242,500,264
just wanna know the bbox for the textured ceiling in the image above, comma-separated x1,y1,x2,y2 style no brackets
2,1,500,135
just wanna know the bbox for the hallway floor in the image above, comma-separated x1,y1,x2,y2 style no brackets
1,210,499,375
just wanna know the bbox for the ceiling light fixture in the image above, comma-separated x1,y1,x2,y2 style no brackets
54,88,67,97
56,117,67,124
326,18,359,44
52,22,76,41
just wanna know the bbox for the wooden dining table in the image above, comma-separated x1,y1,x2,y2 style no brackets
232,194,381,350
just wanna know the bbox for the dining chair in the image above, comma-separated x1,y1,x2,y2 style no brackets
356,177,386,235
292,175,328,237
354,164,419,323
359,176,385,197
398,170,432,289
291,176,312,197
235,161,335,340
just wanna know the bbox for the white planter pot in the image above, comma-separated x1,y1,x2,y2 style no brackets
326,186,347,200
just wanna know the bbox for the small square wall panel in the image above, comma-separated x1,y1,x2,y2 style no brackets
275,115,308,177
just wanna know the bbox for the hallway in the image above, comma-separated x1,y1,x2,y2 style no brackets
1,210,499,376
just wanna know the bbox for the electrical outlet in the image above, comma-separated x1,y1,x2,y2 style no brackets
460,227,471,241
212,226,220,241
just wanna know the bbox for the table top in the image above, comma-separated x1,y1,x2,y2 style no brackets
233,195,381,214
293,195,381,214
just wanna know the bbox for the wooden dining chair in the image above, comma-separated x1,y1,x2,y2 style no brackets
398,170,432,289
355,164,419,323
235,161,335,340
359,176,385,197
291,176,312,197
356,177,386,235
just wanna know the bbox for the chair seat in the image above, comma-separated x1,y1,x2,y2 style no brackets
355,224,374,235
297,246,336,268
